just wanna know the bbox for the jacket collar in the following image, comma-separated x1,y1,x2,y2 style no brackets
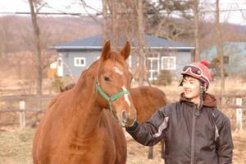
180,92,217,108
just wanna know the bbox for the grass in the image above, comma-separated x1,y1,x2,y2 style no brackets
0,128,245,164
0,128,35,164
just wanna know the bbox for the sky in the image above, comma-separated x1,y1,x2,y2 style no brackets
0,0,102,14
215,0,246,25
0,0,245,25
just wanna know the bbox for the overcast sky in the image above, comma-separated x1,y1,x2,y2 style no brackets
0,0,102,14
0,0,245,25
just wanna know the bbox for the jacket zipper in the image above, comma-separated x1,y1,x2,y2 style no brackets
190,105,197,164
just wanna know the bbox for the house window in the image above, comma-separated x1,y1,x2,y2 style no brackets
146,57,159,81
74,57,86,67
161,56,176,70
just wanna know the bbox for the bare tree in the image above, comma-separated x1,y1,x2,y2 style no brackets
102,0,108,41
241,6,246,21
193,0,200,61
101,0,120,46
144,0,194,41
101,0,137,47
0,18,8,57
215,0,225,105
28,0,45,96
136,0,146,86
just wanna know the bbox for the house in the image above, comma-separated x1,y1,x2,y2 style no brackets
200,42,246,76
53,34,195,81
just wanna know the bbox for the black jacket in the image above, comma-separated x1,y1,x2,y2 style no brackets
126,93,233,164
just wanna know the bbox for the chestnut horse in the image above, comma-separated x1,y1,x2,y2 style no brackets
33,41,137,164
130,86,167,159
130,86,167,123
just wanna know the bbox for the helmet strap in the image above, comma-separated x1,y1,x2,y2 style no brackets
195,81,206,116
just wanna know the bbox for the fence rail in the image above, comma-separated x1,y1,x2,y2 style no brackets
0,108,44,128
0,95,51,128
0,94,245,130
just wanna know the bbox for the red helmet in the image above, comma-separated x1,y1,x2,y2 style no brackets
181,60,212,88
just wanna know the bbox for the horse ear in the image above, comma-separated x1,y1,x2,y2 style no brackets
101,40,111,61
120,41,131,60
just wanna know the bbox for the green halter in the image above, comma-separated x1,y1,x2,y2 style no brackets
96,82,129,119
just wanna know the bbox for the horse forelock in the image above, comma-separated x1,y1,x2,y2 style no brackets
107,50,126,64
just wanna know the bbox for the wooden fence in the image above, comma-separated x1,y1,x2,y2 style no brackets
0,94,245,130
218,94,246,131
0,95,53,128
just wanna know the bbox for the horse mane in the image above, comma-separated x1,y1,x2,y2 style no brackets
73,60,100,92
79,60,99,79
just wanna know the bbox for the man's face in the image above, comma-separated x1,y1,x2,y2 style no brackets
182,76,200,104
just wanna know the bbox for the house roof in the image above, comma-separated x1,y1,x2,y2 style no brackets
54,34,195,50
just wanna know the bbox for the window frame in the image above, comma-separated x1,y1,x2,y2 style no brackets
74,57,86,67
161,56,176,70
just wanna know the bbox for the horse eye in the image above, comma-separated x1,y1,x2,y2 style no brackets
104,76,111,81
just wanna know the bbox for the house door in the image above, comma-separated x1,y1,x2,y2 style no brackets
146,57,159,81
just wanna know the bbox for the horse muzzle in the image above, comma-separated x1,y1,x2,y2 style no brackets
118,110,137,127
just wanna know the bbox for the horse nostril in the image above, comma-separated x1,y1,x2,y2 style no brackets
122,111,129,122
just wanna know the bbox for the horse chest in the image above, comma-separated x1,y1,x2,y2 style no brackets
60,135,118,164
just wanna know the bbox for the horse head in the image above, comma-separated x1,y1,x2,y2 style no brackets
96,40,137,127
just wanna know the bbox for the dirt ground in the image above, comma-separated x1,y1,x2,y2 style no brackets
0,127,245,164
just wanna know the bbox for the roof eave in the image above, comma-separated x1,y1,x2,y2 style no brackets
54,46,102,50
167,47,195,50
54,46,195,50
140,46,195,50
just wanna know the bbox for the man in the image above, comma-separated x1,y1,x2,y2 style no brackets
126,60,233,164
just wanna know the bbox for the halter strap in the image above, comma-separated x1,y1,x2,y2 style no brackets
96,82,129,119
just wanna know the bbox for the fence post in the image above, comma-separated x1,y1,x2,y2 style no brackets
19,100,26,128
235,98,243,131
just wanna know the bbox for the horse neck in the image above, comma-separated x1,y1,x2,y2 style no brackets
71,69,104,138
